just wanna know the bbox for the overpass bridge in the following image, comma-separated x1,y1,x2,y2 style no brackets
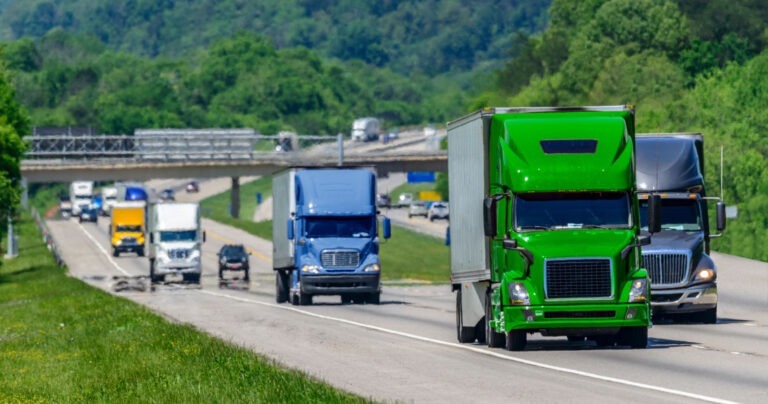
21,128,447,216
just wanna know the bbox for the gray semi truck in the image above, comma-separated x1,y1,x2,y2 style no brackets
636,133,726,323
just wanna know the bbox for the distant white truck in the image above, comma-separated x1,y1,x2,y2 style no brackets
147,202,205,284
351,117,381,142
69,181,94,216
101,186,118,216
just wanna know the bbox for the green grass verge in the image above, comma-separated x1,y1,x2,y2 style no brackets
200,177,274,239
0,214,366,402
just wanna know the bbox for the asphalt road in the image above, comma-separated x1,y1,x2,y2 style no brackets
44,201,768,402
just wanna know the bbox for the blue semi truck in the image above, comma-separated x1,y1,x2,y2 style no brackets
272,168,391,305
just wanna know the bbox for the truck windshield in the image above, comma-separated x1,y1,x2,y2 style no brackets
116,225,142,232
305,217,375,238
515,192,631,230
639,198,702,231
159,230,196,242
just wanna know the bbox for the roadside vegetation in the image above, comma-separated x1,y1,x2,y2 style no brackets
0,214,367,402
200,176,274,239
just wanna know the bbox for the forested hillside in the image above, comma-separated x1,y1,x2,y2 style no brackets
0,0,550,76
480,0,768,260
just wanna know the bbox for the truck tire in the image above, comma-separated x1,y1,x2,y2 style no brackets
366,292,381,305
275,271,289,303
219,266,224,280
243,268,250,282
505,330,526,351
137,247,144,257
113,248,119,257
184,273,201,284
618,327,648,349
456,290,477,343
697,307,717,324
593,334,616,347
341,294,353,304
149,259,162,283
485,290,505,348
299,292,313,306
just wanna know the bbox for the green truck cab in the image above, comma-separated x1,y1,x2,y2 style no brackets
448,106,660,351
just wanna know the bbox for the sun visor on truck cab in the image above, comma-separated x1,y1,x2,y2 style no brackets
636,137,703,192
295,169,376,216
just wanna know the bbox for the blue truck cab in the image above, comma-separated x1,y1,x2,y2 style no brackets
272,168,391,305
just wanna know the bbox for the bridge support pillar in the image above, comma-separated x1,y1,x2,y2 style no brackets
230,177,240,219
21,177,28,210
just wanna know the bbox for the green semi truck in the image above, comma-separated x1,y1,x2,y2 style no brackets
448,106,660,351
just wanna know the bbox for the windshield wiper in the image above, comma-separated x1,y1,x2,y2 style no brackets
518,225,550,231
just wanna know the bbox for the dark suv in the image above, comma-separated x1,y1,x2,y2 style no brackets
217,244,250,280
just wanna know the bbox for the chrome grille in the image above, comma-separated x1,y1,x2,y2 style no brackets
545,259,612,299
642,252,690,286
321,250,360,268
168,249,190,259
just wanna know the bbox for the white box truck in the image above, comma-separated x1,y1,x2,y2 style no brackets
351,117,381,142
101,186,118,216
69,181,94,216
147,202,204,284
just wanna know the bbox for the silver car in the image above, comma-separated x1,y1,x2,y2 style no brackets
408,201,428,218
427,202,449,221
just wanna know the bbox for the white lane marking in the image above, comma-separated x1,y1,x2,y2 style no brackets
76,223,131,276
200,289,737,404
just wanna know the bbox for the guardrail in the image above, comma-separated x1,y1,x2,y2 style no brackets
30,207,66,268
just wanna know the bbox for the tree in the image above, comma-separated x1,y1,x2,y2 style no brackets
0,63,30,228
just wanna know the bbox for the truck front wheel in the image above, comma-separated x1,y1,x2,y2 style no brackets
505,330,526,351
618,327,648,349
366,292,381,305
485,291,505,348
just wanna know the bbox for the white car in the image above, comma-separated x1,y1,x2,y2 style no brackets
408,201,428,218
427,202,449,221
397,193,413,208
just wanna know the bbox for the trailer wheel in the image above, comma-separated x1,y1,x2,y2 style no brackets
485,290,505,348
456,290,477,343
275,271,289,303
618,327,648,348
505,330,526,351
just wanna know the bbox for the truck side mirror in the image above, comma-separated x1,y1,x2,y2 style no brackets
382,217,391,239
716,201,726,231
483,197,497,237
647,194,662,233
287,219,295,240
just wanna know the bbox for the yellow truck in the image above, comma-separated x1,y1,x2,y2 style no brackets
111,201,146,257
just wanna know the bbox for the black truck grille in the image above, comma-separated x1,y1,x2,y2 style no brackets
321,250,360,268
168,249,190,259
642,252,689,286
545,259,612,299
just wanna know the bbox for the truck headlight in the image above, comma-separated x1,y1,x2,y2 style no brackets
695,268,716,282
363,263,380,272
508,282,530,305
301,265,321,274
629,278,648,303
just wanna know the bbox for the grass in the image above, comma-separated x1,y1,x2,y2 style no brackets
200,176,274,239
0,214,367,402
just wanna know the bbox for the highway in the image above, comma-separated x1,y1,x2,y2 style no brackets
43,185,768,403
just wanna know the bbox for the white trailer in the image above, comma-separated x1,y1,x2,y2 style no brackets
147,202,204,284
